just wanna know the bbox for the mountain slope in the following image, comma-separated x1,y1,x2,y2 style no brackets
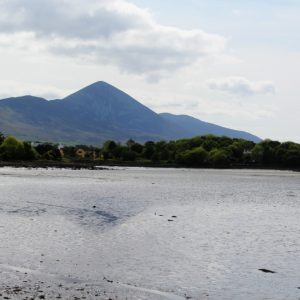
0,81,261,144
160,113,261,143
60,82,175,134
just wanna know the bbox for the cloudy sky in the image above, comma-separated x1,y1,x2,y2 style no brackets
0,0,299,142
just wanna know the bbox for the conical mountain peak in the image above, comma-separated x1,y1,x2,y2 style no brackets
79,81,116,91
64,81,136,105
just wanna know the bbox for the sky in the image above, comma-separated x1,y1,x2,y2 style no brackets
0,0,299,142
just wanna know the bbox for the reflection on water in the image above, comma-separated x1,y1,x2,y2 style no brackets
0,167,300,299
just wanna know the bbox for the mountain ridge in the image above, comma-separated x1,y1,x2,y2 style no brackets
159,113,260,142
0,81,261,144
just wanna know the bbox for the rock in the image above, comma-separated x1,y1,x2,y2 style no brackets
103,277,113,283
258,269,276,274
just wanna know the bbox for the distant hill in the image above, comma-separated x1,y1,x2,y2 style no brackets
0,81,261,144
159,113,261,143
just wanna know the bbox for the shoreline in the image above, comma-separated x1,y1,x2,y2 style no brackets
0,160,299,172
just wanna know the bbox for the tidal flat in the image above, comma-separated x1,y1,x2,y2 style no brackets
0,167,300,299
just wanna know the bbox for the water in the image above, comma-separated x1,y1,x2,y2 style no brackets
0,167,300,299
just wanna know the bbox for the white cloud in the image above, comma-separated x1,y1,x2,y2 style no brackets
206,76,275,96
0,80,66,100
0,0,226,80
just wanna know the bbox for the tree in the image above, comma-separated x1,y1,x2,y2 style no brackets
63,146,77,158
121,149,137,161
142,141,155,159
251,144,264,164
102,140,117,159
218,136,234,148
126,139,135,148
0,136,25,160
226,140,255,163
131,142,143,154
283,149,300,167
103,140,117,152
177,147,208,166
208,149,230,166
202,138,218,152
23,142,38,160
159,149,170,161
174,139,191,152
260,139,280,164
0,132,4,145
35,143,56,156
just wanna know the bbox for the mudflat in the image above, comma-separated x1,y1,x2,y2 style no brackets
0,167,299,299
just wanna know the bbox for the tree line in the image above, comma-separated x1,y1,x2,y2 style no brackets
0,132,300,169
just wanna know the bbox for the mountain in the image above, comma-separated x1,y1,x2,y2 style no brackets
159,113,261,143
0,81,261,144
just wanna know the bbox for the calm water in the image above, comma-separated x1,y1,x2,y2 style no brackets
0,167,300,299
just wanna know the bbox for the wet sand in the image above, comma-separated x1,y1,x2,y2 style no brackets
1,167,300,299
